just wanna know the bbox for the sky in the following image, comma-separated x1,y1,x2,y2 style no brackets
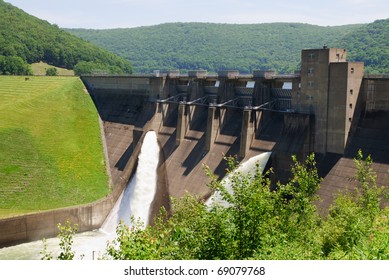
5,0,389,29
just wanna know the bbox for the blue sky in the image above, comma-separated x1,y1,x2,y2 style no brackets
5,0,389,29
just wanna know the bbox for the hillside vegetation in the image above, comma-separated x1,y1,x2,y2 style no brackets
0,76,110,217
0,0,132,75
339,19,389,73
67,22,363,74
31,62,74,76
68,20,389,74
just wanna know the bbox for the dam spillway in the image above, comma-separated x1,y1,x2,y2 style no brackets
81,71,301,218
81,47,389,220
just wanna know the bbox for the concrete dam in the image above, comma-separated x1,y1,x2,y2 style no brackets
81,71,306,219
1,47,389,248
82,47,389,216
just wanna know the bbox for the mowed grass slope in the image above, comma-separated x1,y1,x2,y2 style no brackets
0,76,110,218
31,62,75,76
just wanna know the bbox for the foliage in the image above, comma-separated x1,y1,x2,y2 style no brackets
67,22,369,74
320,150,388,259
101,152,387,260
31,62,74,76
45,67,58,76
74,61,131,75
0,0,132,74
337,19,389,74
41,221,79,260
0,55,32,75
57,221,78,260
102,154,319,260
37,152,387,260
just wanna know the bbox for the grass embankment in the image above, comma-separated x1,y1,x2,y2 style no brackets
31,62,74,76
0,76,110,218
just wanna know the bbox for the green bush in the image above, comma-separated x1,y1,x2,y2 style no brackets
0,55,32,75
45,67,58,76
47,152,388,260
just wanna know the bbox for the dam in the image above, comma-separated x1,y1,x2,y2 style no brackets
81,69,301,224
1,46,389,247
82,47,389,211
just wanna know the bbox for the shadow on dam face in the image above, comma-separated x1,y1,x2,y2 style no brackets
85,83,256,207
82,75,389,221
86,82,306,203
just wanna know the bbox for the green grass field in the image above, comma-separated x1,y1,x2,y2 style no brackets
31,62,75,76
0,76,110,218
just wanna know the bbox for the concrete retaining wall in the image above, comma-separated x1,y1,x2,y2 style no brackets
0,187,119,248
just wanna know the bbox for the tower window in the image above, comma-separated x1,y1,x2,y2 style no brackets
308,68,315,75
349,103,353,109
350,89,354,95
308,81,314,88
351,68,355,74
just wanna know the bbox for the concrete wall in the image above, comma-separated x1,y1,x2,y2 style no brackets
0,187,119,248
327,62,364,154
296,48,366,155
83,75,164,99
363,76,389,112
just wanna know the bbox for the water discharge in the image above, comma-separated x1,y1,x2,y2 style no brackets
101,130,160,233
205,152,271,207
0,131,160,260
0,134,270,259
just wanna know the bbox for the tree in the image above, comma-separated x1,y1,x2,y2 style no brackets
320,150,388,259
43,152,388,260
45,67,58,76
0,1,132,73
74,61,126,76
40,221,79,260
103,154,323,260
0,55,32,75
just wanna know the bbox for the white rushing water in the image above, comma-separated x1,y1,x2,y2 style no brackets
0,131,160,260
205,152,271,207
101,130,160,233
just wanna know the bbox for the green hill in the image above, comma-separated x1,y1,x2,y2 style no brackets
0,76,110,218
0,0,132,75
337,19,389,73
66,22,364,74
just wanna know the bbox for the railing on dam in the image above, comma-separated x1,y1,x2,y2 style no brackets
82,72,303,117
156,94,293,113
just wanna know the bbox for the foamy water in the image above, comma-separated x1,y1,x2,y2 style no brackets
205,152,271,207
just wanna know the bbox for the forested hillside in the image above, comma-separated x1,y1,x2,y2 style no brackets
67,22,363,74
1,0,387,75
0,0,132,75
339,19,389,73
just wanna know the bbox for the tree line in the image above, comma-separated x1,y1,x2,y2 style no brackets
67,20,389,74
339,19,389,74
0,0,132,75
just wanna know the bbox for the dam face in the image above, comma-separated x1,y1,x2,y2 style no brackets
81,70,307,208
81,47,389,216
